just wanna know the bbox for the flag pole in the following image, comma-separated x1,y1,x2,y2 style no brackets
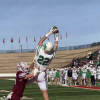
12,42,13,52
12,38,13,52
4,42,5,53
34,37,36,52
27,41,28,52
26,37,28,52
34,42,35,52
66,32,68,51
19,38,20,53
19,43,20,52
3,39,5,53
66,38,68,51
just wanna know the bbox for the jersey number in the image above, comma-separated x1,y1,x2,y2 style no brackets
37,55,50,65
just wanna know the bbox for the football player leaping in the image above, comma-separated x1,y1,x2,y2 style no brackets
25,26,59,100
5,27,59,100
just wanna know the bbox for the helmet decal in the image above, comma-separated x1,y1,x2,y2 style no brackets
44,43,47,50
43,42,53,52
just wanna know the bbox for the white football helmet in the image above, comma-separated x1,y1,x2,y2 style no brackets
43,42,53,52
17,62,29,73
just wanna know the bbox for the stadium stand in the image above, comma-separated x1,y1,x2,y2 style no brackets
0,45,99,73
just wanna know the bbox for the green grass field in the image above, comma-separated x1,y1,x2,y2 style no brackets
0,79,100,100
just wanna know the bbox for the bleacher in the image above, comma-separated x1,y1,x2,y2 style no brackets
0,45,99,73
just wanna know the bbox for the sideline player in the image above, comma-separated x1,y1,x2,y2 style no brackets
72,67,78,86
26,26,59,100
97,66,100,85
82,66,87,85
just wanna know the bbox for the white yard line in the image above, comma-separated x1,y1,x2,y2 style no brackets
0,89,34,99
0,90,10,92
1,78,100,99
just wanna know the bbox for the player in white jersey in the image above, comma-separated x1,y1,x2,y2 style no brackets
72,67,78,85
82,66,87,85
64,68,68,85
48,69,53,85
90,66,96,86
25,26,59,100
97,67,100,85
52,69,56,84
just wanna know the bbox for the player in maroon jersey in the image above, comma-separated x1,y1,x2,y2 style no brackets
5,61,39,100
5,62,31,100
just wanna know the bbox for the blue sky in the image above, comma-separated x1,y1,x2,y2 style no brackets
0,0,100,50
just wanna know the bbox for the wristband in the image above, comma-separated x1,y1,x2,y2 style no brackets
55,36,58,41
45,32,51,37
34,69,39,76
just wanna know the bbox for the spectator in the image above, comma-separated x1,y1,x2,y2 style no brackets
74,58,77,66
71,59,75,68
86,54,90,61
77,58,80,66
86,69,91,87
91,51,94,56
88,53,93,64
78,68,83,85
67,67,72,86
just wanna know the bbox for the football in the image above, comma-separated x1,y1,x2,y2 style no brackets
52,26,59,34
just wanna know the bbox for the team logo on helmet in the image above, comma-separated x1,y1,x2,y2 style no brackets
43,42,53,52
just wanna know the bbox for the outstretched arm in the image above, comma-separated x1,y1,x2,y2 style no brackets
38,27,54,46
53,33,59,52
38,27,59,46
24,68,39,79
38,36,47,46
53,40,58,52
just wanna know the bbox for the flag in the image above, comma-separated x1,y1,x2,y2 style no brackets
34,37,36,42
54,35,56,40
47,37,49,40
11,38,13,43
26,37,28,42
19,38,20,43
60,35,62,40
3,38,5,43
66,32,67,38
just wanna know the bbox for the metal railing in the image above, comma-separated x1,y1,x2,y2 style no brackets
0,42,99,54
